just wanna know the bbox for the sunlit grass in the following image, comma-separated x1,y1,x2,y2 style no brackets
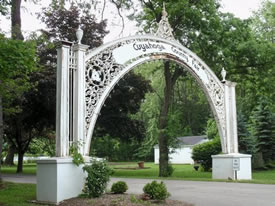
1,163,37,175
251,169,275,184
111,162,212,180
0,182,37,206
110,162,275,183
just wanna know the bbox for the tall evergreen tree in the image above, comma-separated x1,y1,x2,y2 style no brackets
237,110,257,155
248,98,275,164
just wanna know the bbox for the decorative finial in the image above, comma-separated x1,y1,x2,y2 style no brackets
162,2,167,17
155,3,175,41
221,67,227,82
76,25,83,44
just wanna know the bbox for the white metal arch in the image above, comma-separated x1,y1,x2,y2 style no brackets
55,5,239,157
83,35,236,155
43,8,251,203
49,9,250,197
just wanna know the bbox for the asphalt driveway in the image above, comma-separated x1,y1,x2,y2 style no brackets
2,174,275,206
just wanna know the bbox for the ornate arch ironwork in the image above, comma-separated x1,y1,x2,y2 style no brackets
84,35,227,155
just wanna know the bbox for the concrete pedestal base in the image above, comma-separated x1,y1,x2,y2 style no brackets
212,153,252,180
36,157,89,204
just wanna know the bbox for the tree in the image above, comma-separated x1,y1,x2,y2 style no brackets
94,71,151,143
11,0,24,40
205,118,219,140
157,61,184,176
132,0,223,177
1,0,31,167
237,110,257,155
172,74,210,135
3,1,106,173
248,98,275,165
104,0,222,176
0,0,11,180
3,1,108,172
0,81,3,181
252,0,275,43
135,61,211,161
0,34,37,173
38,2,108,47
249,0,275,110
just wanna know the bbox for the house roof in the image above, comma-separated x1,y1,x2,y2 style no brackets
177,136,207,146
154,135,208,149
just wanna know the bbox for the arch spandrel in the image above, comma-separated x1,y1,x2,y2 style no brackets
84,35,227,155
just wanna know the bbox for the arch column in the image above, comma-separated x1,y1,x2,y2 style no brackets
56,41,72,157
72,43,89,155
37,41,89,204
224,81,238,154
213,81,251,180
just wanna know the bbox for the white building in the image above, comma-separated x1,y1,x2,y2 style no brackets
154,136,208,164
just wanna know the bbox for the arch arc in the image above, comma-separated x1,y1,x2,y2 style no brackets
83,35,232,155
54,5,239,157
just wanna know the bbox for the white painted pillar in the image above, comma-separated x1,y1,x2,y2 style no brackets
224,81,238,154
212,80,252,180
72,43,89,155
56,41,72,157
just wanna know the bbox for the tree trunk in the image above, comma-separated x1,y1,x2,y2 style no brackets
11,0,24,40
4,145,16,166
0,95,3,181
158,62,173,177
158,62,183,177
16,150,24,173
253,152,265,169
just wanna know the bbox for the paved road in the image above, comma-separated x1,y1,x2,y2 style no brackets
2,174,275,206
2,174,36,184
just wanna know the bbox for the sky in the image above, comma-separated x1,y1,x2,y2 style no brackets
0,0,269,42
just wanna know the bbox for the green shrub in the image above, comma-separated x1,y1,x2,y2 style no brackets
143,181,170,200
160,164,175,177
111,181,128,194
192,138,221,171
167,164,174,176
82,160,113,197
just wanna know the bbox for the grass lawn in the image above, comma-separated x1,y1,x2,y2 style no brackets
249,169,275,184
110,162,212,180
110,162,275,184
0,182,37,206
1,162,275,184
1,163,36,175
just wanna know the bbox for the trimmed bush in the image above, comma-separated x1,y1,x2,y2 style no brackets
192,138,221,171
111,181,128,194
82,160,113,197
143,181,170,200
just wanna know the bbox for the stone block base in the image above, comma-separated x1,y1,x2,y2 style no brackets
36,157,89,204
212,153,252,180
